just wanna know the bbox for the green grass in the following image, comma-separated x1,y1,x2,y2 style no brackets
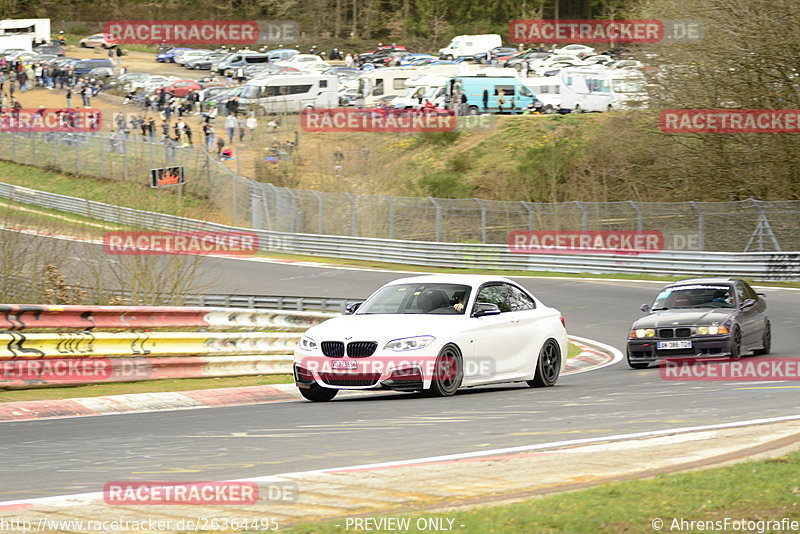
286,449,800,533
567,343,582,359
0,374,293,403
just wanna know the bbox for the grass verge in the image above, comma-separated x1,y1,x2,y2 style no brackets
0,374,293,403
567,343,582,359
286,449,800,534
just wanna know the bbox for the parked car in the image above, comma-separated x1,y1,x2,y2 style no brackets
33,44,65,56
106,72,150,91
72,59,114,76
156,47,193,63
275,54,330,69
503,50,550,70
152,79,204,97
474,46,519,63
184,52,227,70
627,278,770,368
87,67,115,80
551,44,595,58
174,49,213,65
79,33,118,49
293,275,568,401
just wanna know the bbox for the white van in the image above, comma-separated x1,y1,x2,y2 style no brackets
356,67,417,107
393,74,450,109
438,34,502,61
238,74,338,114
522,76,561,113
559,67,648,112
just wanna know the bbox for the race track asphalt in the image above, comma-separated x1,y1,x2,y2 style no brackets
1,249,799,501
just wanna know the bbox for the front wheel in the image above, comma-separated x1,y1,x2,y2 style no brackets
543,104,555,114
528,339,561,387
299,383,338,402
730,326,742,359
468,106,479,116
753,320,771,355
426,344,462,397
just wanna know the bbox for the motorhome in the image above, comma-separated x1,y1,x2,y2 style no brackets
447,74,537,114
356,67,417,107
559,67,648,112
522,76,561,113
438,34,502,60
393,66,519,109
0,34,33,52
0,18,50,45
238,74,338,114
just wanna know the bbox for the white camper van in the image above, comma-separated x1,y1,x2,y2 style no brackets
238,74,338,114
356,67,417,107
522,76,561,113
438,34,502,60
559,67,648,112
393,66,520,109
0,18,50,45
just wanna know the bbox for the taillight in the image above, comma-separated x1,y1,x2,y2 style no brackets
560,316,566,328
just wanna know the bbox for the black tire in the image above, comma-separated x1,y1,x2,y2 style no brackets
446,55,454,61
543,104,554,114
730,326,742,359
607,105,613,112
468,106,479,116
528,339,561,387
574,105,583,113
299,383,338,402
426,344,463,397
627,349,650,369
80,42,88,48
753,320,771,356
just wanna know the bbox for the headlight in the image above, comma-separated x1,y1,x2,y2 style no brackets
630,328,655,338
384,336,435,351
298,336,318,351
697,325,728,335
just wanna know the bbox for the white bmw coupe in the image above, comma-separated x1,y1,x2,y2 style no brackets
293,275,568,401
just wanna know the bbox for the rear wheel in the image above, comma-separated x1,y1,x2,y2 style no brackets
753,320,771,355
574,105,583,113
543,104,555,114
426,344,462,397
299,383,338,402
528,339,561,387
468,106,479,115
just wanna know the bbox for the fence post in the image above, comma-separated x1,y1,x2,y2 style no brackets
286,187,298,232
345,193,357,236
628,200,643,231
384,195,395,239
429,197,442,242
521,201,535,231
574,201,588,231
475,198,488,244
690,201,705,251
312,190,324,234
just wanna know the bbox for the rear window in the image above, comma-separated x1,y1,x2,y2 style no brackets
244,55,269,64
495,85,516,96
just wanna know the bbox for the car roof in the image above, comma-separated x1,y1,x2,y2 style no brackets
669,277,737,286
385,274,516,287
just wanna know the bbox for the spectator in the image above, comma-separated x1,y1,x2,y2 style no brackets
183,123,193,147
237,115,246,142
225,113,237,143
482,88,489,111
246,113,257,141
203,122,215,151
115,46,123,67
65,87,72,108
225,96,239,116
216,136,225,158
235,66,245,85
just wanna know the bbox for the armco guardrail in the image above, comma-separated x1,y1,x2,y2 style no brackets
1,183,799,280
0,305,337,389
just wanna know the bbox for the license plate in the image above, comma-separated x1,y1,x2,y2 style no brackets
332,360,358,370
657,340,692,350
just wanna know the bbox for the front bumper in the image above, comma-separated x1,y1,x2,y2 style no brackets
293,352,436,391
627,336,732,362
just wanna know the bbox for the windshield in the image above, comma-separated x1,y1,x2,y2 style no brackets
611,78,646,93
358,283,472,315
651,285,735,310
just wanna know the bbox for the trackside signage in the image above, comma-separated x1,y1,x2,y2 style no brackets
508,230,664,255
661,358,800,381
103,231,258,256
103,20,260,44
510,19,664,43
660,109,800,133
0,109,102,132
300,108,457,133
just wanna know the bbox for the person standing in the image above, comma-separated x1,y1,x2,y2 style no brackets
65,86,72,108
203,122,215,151
225,113,237,143
482,88,489,112
115,46,123,67
237,115,246,142
183,123,193,146
246,113,257,141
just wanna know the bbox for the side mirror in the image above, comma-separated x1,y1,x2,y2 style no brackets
740,298,756,309
344,301,363,315
640,303,651,312
472,302,501,317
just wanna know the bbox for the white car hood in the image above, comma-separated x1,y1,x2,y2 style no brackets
306,313,461,342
